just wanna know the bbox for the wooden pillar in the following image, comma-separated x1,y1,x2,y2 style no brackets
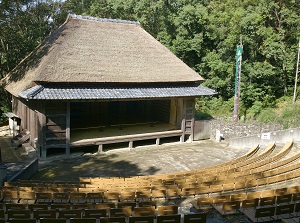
37,102,46,160
180,99,186,143
98,144,103,153
66,102,70,158
190,98,196,142
129,141,133,149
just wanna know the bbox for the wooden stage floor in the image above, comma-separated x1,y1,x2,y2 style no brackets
70,122,181,147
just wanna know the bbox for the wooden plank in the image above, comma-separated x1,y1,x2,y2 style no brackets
11,130,30,147
46,114,67,117
71,130,183,147
45,144,67,149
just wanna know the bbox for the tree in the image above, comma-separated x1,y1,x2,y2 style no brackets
0,0,67,122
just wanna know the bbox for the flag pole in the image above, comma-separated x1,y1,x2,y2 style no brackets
293,39,300,104
233,36,243,122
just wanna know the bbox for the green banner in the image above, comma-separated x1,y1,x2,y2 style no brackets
234,45,243,97
233,44,243,122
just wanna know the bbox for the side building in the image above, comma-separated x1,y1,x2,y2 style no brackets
2,15,216,159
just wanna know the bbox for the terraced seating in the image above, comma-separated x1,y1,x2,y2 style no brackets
2,141,300,223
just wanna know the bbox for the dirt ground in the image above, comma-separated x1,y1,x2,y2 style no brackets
29,140,250,181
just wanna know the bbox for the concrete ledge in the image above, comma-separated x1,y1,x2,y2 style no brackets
228,127,300,148
8,158,38,182
0,166,7,186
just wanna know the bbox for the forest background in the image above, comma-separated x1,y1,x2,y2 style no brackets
0,0,300,128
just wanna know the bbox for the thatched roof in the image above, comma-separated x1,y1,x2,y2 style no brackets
2,14,204,97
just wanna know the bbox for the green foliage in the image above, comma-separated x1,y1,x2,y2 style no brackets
195,110,213,120
0,0,68,114
246,101,264,119
257,107,278,123
197,97,233,119
278,103,300,129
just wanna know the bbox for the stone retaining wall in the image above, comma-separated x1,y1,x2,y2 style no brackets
209,118,283,140
228,128,300,148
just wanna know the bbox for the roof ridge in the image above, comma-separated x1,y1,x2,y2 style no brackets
69,14,140,26
18,85,44,100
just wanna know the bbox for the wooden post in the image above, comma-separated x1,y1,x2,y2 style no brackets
37,102,46,160
156,138,160,146
66,102,70,158
129,141,133,149
180,99,186,143
190,98,195,142
98,144,103,153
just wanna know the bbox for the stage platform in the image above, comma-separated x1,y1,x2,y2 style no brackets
70,122,182,148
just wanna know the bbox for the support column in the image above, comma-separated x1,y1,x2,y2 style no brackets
129,141,133,149
180,99,186,143
156,138,160,146
189,98,196,142
66,102,70,158
37,102,46,160
98,144,103,153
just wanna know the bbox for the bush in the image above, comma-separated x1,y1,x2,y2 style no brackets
197,96,233,118
195,110,213,120
245,101,263,119
257,107,278,123
278,103,300,129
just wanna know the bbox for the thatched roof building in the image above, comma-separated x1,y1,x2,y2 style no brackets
3,14,211,97
2,14,215,159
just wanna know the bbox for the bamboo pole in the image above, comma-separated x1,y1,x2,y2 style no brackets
293,39,300,103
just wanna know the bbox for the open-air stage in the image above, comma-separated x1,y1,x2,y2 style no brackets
70,122,182,149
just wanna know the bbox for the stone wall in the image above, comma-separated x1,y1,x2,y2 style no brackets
228,128,300,148
209,118,283,140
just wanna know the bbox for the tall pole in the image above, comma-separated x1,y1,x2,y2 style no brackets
293,39,300,104
233,37,243,122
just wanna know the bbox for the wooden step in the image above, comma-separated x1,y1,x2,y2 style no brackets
46,144,67,149
11,130,30,147
46,114,66,117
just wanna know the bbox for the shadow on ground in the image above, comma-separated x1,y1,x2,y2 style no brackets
30,153,160,181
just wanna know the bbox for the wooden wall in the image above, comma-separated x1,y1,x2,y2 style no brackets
151,100,170,123
44,101,67,149
70,100,171,129
12,97,39,147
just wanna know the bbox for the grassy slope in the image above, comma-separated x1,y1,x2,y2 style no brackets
197,96,300,129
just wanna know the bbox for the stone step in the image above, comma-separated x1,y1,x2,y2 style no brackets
18,143,37,158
